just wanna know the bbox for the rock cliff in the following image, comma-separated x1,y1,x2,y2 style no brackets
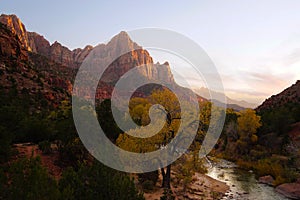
0,14,32,51
0,14,93,68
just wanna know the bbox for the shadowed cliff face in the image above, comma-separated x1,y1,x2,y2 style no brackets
0,22,73,108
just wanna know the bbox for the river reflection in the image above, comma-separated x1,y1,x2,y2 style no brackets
206,158,289,200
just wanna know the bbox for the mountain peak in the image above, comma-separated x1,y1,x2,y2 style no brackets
106,31,140,54
0,13,31,51
0,14,19,23
116,30,130,38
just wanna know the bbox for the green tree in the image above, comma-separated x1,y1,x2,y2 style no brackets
19,117,53,143
59,161,144,200
2,157,60,200
96,99,123,142
48,100,87,167
0,126,12,163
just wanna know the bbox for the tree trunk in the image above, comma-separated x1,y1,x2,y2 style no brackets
161,164,171,189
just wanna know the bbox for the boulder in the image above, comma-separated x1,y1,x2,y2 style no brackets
259,175,274,186
276,183,300,199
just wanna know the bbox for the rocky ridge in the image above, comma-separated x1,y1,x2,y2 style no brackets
0,14,189,102
0,14,93,68
256,80,300,112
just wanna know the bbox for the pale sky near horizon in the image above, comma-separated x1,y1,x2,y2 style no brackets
2,1,300,105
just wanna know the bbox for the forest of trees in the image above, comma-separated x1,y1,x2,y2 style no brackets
0,86,212,199
215,104,300,186
1,81,299,199
0,88,144,200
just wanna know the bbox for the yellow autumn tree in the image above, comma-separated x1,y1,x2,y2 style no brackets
117,88,181,190
236,109,261,154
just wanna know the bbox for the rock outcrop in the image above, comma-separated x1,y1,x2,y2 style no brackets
0,14,32,51
0,22,28,61
27,32,50,56
258,175,274,186
0,14,93,68
276,183,300,199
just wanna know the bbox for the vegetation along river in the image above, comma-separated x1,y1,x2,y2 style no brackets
206,158,289,200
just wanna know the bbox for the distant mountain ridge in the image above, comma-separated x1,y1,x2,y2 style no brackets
193,87,257,110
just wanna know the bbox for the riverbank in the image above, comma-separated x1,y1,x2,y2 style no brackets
206,158,290,200
144,171,229,200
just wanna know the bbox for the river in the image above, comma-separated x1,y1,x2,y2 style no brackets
205,158,290,200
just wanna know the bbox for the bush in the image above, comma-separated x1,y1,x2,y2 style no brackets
0,126,12,163
59,161,145,200
58,137,89,168
138,170,159,185
236,159,251,169
19,117,53,143
254,158,297,186
142,180,154,191
249,149,267,160
38,140,52,154
160,189,175,200
2,157,60,199
273,176,286,186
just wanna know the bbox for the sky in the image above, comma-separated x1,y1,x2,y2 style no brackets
1,0,300,105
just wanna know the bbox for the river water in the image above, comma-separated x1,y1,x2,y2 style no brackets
205,158,289,200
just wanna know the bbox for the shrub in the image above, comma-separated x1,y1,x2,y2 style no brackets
160,189,175,200
138,170,159,185
273,176,286,186
142,180,154,191
254,158,297,186
2,157,60,199
38,140,52,154
0,126,12,163
59,161,145,200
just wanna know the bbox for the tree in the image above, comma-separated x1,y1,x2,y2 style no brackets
117,88,183,190
129,97,151,126
96,99,123,142
173,151,206,193
59,161,144,200
149,88,181,189
19,117,53,143
0,126,12,163
48,100,88,167
238,109,262,137
2,157,60,200
237,109,262,154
